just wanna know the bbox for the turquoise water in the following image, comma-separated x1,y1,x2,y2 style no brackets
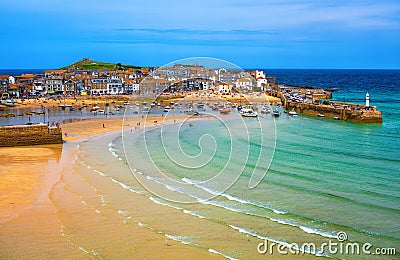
116,111,399,250
99,70,399,258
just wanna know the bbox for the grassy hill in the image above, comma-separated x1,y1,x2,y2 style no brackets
61,58,142,71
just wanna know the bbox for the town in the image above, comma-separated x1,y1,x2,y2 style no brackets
0,58,275,97
0,58,382,123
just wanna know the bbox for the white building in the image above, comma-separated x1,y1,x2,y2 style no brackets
257,78,268,90
217,82,233,93
107,76,123,95
235,77,253,91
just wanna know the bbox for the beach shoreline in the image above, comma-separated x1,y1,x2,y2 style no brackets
0,114,228,259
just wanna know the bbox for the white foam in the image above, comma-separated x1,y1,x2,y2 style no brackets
208,248,239,260
78,247,90,254
138,222,147,227
118,209,129,216
109,177,146,195
149,197,183,211
181,177,286,214
165,234,192,245
183,209,206,219
299,226,337,239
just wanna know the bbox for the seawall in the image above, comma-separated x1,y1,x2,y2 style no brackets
0,124,63,147
285,101,383,123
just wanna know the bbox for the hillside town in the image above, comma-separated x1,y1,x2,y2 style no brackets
0,58,276,98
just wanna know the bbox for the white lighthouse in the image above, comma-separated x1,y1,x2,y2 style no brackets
366,92,370,107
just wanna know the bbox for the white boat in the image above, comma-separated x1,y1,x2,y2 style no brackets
142,106,149,112
260,106,270,114
1,99,18,107
288,109,298,116
98,109,105,113
132,107,139,114
240,108,257,117
318,113,325,117
163,106,171,112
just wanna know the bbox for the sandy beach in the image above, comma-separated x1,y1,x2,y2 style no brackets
0,114,227,259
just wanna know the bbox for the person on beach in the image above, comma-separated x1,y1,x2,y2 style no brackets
103,123,105,128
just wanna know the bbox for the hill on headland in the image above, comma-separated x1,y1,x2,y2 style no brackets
61,58,142,70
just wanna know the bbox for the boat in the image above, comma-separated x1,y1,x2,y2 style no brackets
333,116,340,120
123,102,130,106
219,108,231,114
69,107,75,111
288,109,298,116
142,101,147,105
58,104,72,107
90,105,100,112
150,102,156,108
163,106,171,112
142,106,150,113
132,106,139,114
98,109,105,113
177,104,183,109
185,109,199,115
272,109,280,117
1,99,18,107
260,106,270,114
240,108,257,117
318,113,325,117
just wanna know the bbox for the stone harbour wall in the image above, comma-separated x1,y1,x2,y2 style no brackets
286,102,383,123
0,124,63,147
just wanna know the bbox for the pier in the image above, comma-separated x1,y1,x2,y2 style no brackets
277,88,383,123
0,124,63,147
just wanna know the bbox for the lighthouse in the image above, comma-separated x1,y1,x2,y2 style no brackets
366,92,370,107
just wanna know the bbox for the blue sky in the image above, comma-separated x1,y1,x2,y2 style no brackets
1,0,399,69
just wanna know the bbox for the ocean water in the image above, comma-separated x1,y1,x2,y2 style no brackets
4,69,400,258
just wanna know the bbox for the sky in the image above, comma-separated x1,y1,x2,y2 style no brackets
1,0,399,69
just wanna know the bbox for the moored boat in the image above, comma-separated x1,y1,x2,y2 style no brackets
1,99,18,107
272,109,280,117
318,113,325,117
219,108,231,114
288,109,298,116
260,106,270,114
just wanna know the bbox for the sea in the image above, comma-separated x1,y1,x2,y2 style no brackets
1,69,399,259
